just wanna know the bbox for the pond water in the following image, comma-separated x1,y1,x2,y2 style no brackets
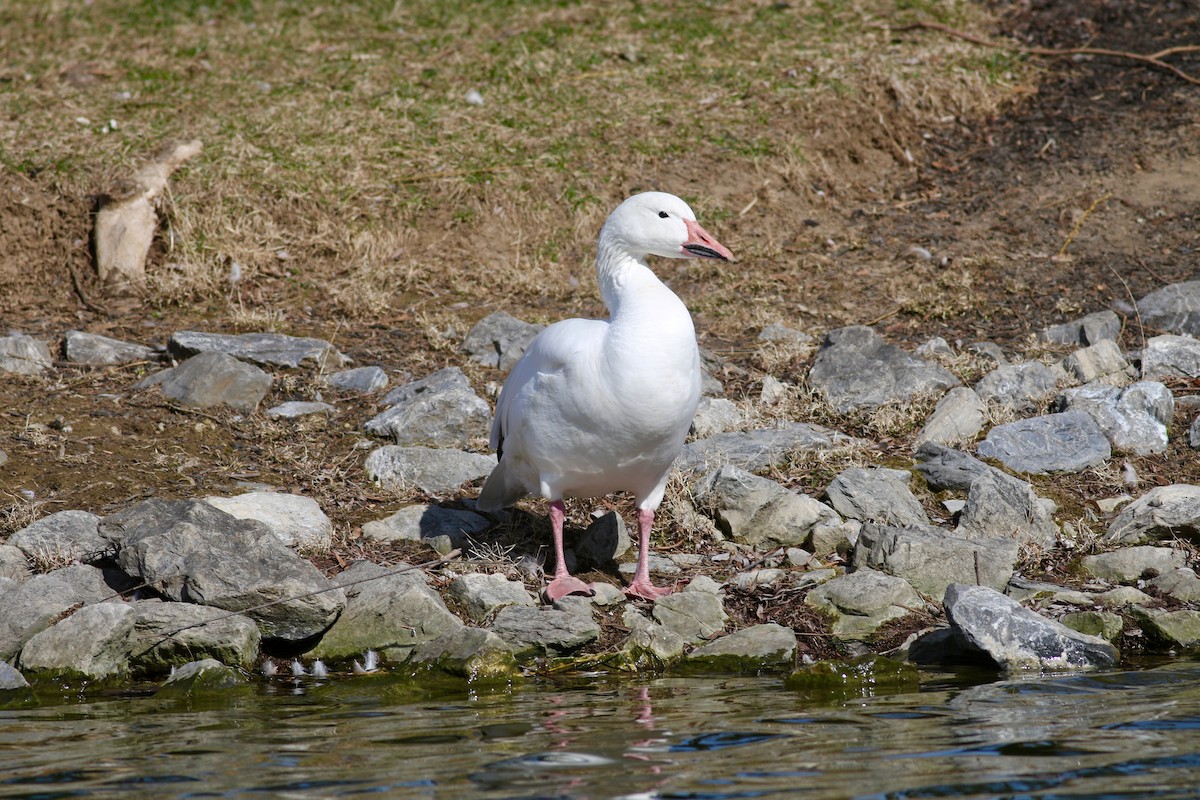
3,659,1200,800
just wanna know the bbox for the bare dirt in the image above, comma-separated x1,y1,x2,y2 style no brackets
1,1,1198,651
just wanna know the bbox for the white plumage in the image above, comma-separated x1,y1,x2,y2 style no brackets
476,191,733,601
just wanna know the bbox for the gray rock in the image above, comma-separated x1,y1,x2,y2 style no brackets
1079,546,1186,583
808,325,959,413
690,397,742,439
1094,586,1154,608
1107,484,1200,544
381,367,470,406
730,568,787,591
575,511,631,570
1191,416,1200,449
0,564,122,661
1148,568,1200,603
955,470,1059,549
361,504,491,551
18,603,136,679
692,464,840,549
312,560,462,660
146,352,272,412
913,441,996,492
618,608,687,668
652,590,728,643
1062,339,1136,385
915,387,985,446
204,492,334,551
365,381,490,448
758,323,814,345
942,583,1118,671
9,510,107,565
685,623,797,672
1039,310,1122,346
365,446,496,495
326,366,388,393
159,658,246,692
975,362,1061,412
0,448,6,468
804,568,924,640
266,400,335,419
1139,334,1200,382
916,336,954,358
446,573,535,622
488,604,599,657
100,499,344,642
976,411,1111,473
678,423,857,474
63,330,155,365
824,467,929,527
852,524,1019,597
1135,280,1200,337
0,660,29,690
168,330,346,369
1059,611,1125,642
462,312,545,371
967,341,1007,366
129,601,261,676
1129,607,1200,650
1056,381,1173,456
0,334,52,375
407,627,519,681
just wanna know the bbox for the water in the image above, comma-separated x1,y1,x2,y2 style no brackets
3,660,1200,799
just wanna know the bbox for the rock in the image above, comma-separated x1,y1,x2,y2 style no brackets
684,623,797,673
651,591,728,643
974,362,1061,412
804,568,924,640
365,446,496,495
1135,280,1200,336
1062,339,1136,385
730,569,787,590
0,660,30,691
955,470,1059,549
758,323,814,345
9,510,107,565
759,375,789,405
690,397,742,438
63,330,155,365
1079,546,1186,582
808,325,959,413
1056,381,1173,456
204,492,334,551
1138,334,1200,381
574,511,631,569
159,658,246,692
0,564,123,661
913,441,995,492
692,464,840,549
967,341,1007,366
0,449,6,468
1107,484,1200,544
976,411,1111,473
784,654,919,694
1191,416,1200,449
100,499,344,642
1094,586,1154,608
1148,568,1200,603
129,601,260,676
824,467,928,527
1130,607,1200,650
18,603,136,680
915,386,985,446
617,608,688,669
326,366,388,393
916,336,954,358
266,401,335,419
361,504,491,551
408,627,519,682
942,583,1118,671
1060,611,1124,641
462,312,545,371
1039,310,1122,346
365,379,490,448
312,561,462,660
488,605,600,657
381,367,471,406
0,543,30,582
168,330,346,369
446,573,535,622
0,334,52,375
145,351,272,411
852,524,1019,597
677,423,856,474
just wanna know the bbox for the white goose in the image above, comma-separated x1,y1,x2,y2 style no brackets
476,191,733,602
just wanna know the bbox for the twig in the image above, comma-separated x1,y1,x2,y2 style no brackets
1057,192,1111,258
886,20,1200,87
67,259,112,317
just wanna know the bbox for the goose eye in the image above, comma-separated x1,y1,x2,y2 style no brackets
658,211,669,219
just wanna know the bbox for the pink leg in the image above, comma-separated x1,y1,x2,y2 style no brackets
544,500,594,602
624,508,674,601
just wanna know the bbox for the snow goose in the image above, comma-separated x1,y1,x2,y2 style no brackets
476,191,733,601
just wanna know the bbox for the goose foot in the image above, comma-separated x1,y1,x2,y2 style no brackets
624,580,674,601
545,575,595,602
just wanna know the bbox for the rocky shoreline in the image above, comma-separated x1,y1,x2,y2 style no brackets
3,280,1200,699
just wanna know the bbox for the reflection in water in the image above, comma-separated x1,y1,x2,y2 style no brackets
0,661,1198,799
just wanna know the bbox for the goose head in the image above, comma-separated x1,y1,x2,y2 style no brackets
601,191,734,263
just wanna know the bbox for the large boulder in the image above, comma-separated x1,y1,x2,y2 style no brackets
1107,485,1200,545
976,411,1111,473
852,524,1019,597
